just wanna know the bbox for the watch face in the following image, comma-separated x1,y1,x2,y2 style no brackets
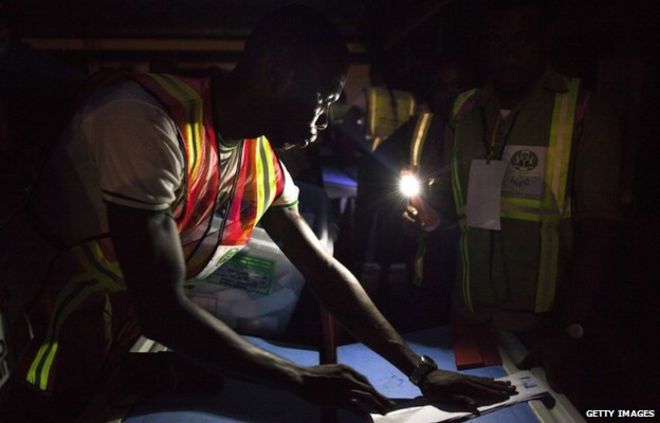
410,355,438,385
422,355,437,367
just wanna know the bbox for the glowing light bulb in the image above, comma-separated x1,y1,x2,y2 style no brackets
399,173,421,198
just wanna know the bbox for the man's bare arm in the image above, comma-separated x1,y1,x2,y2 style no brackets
107,203,308,388
262,205,515,411
106,203,393,412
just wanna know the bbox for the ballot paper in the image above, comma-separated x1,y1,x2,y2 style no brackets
371,371,549,423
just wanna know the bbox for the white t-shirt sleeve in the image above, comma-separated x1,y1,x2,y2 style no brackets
271,160,300,208
83,97,184,211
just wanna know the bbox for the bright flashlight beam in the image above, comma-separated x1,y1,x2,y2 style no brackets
399,173,421,197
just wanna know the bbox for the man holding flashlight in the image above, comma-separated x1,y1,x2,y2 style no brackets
403,0,621,402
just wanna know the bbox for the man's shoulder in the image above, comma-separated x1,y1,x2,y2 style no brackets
84,80,166,115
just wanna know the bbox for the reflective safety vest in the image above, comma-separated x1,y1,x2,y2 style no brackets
21,73,286,392
366,86,416,151
450,78,583,313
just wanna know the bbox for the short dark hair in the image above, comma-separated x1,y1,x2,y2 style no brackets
241,5,348,84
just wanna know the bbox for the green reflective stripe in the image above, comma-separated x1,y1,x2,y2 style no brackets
458,228,473,312
26,277,103,390
25,241,125,390
502,197,542,221
501,210,541,222
501,197,541,208
74,243,124,292
501,196,562,219
534,77,580,312
26,275,90,387
410,113,433,169
451,141,473,312
82,243,121,282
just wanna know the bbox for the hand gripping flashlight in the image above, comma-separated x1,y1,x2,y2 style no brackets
399,168,439,231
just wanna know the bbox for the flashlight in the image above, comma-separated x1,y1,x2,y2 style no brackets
399,172,421,198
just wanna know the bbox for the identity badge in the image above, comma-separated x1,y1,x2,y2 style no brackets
501,145,548,200
466,159,507,230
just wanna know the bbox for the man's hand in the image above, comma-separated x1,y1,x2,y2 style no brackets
297,364,395,414
402,198,440,233
518,334,581,394
419,369,517,414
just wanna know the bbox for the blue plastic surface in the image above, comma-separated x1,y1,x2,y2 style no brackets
125,327,540,422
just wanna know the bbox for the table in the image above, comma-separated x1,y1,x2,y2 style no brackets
121,326,584,422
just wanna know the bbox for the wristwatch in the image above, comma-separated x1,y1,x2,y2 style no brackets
408,355,438,386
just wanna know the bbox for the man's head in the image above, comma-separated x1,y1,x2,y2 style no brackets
479,0,551,105
236,5,348,149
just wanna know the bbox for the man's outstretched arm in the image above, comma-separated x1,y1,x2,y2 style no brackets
107,203,393,412
262,205,516,412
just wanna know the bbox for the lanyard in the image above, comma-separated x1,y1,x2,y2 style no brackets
480,107,520,164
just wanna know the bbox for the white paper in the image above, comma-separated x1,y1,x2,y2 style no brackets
466,160,507,230
371,371,549,423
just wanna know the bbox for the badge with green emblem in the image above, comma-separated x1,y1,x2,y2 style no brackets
502,145,547,199
511,149,539,171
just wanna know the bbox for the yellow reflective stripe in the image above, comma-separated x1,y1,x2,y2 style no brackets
501,210,541,222
26,342,57,389
452,89,478,119
534,77,580,312
536,215,560,312
255,141,266,220
26,241,125,390
39,281,107,390
501,197,541,208
72,243,123,292
547,78,579,213
26,275,85,387
501,197,542,221
261,138,277,208
150,74,204,179
410,113,433,169
368,88,378,138
27,276,106,390
162,74,204,179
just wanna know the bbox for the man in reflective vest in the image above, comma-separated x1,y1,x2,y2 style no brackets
404,0,621,399
0,5,515,421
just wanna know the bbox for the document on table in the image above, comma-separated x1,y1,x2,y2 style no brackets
371,371,549,423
